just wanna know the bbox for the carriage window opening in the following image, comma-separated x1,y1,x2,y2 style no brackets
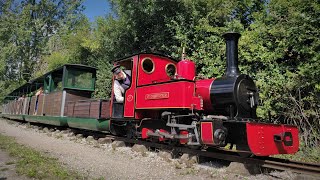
166,64,176,77
66,70,93,90
51,76,62,92
44,76,51,93
142,58,154,74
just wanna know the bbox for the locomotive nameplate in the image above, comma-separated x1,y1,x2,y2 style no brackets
145,92,169,100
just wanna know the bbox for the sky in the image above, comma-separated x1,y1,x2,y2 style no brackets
83,0,112,21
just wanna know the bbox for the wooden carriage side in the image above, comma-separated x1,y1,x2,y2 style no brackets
2,64,111,121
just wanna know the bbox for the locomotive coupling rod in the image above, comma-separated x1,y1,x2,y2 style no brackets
204,115,228,120
147,130,190,139
171,114,196,118
166,123,196,129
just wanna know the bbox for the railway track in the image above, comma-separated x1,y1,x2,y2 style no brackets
258,157,320,176
112,136,320,176
5,119,320,177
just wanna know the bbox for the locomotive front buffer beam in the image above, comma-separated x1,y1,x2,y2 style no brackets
222,121,299,156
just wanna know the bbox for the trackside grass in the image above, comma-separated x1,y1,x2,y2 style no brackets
274,147,320,164
0,134,85,179
273,136,320,164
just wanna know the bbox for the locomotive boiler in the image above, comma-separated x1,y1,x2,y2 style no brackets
196,33,258,119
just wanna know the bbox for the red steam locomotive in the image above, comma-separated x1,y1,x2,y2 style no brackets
111,32,299,156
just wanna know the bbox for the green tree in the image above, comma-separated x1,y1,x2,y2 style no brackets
0,0,84,80
0,0,84,101
240,0,320,147
39,17,94,72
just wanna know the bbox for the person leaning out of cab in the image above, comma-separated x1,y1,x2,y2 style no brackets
111,65,131,103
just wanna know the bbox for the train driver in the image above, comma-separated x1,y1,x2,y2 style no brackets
111,65,131,103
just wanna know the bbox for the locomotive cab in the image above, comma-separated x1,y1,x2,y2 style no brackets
110,58,133,118
110,53,203,121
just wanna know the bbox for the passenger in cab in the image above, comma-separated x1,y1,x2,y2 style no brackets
111,65,131,103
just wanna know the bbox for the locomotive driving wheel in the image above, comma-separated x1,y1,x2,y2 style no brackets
126,122,138,139
110,122,127,136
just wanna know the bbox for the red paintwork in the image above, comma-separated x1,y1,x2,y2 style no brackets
137,54,177,86
142,128,152,139
113,53,202,118
110,76,115,117
135,110,161,120
177,59,195,80
196,79,215,112
124,55,138,117
246,122,299,156
135,109,160,119
179,130,189,144
200,122,214,145
192,96,203,110
135,81,201,110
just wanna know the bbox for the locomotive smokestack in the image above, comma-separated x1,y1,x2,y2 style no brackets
223,32,241,77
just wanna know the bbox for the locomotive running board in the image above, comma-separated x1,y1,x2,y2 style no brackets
246,122,299,156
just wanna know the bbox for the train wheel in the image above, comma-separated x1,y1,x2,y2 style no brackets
110,124,126,136
126,125,137,139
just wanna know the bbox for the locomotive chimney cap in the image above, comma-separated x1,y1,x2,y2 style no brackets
223,32,241,39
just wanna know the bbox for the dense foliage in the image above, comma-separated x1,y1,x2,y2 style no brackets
0,0,319,148
0,0,84,98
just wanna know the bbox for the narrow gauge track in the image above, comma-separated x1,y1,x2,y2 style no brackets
256,156,320,176
6,119,320,177
112,136,320,176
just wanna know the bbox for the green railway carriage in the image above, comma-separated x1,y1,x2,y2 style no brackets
1,64,110,132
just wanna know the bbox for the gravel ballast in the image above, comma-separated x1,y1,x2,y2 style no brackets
0,119,303,180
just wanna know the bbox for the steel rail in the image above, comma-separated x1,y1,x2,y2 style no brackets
257,157,320,176
113,136,320,176
3,118,320,176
